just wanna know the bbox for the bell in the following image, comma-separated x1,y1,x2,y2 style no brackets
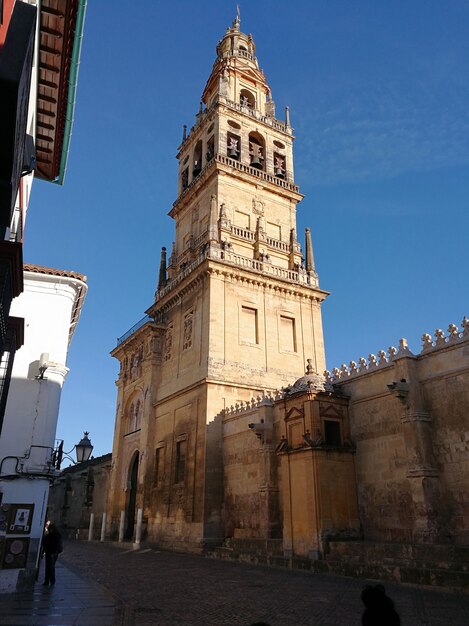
228,147,239,159
251,155,261,169
275,168,284,178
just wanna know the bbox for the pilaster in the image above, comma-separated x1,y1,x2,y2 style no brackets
393,351,442,542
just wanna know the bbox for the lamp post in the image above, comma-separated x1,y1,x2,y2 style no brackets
54,432,94,469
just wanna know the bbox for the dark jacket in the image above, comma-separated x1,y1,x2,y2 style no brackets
42,527,63,555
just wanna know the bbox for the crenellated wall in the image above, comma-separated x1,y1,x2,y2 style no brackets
328,317,469,545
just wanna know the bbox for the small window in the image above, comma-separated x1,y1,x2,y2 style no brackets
234,211,250,229
155,446,165,484
135,400,142,430
128,403,134,431
267,222,281,240
193,140,202,177
240,306,258,345
288,421,303,448
206,135,214,162
181,168,189,191
183,233,192,250
175,439,187,483
279,316,296,353
324,420,341,446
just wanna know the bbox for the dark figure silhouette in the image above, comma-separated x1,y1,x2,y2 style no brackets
42,522,63,586
361,584,400,625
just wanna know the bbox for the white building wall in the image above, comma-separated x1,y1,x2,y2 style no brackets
0,270,87,592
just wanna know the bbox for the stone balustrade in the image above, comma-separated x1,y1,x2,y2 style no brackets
266,237,289,252
231,225,255,240
155,245,319,304
216,154,299,191
222,97,289,134
325,316,468,383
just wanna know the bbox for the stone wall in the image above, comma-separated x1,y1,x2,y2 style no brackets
216,317,468,572
328,317,469,545
47,454,112,539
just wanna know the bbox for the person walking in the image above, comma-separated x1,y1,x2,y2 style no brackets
42,522,63,587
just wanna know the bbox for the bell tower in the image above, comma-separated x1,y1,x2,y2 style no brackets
153,14,328,392
108,16,328,551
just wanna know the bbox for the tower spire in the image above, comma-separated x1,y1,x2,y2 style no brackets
235,5,241,29
304,227,315,273
157,246,167,291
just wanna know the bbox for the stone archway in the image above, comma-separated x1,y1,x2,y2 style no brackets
125,452,139,540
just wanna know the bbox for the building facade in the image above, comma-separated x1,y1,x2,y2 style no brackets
0,0,87,593
0,265,87,592
108,16,327,551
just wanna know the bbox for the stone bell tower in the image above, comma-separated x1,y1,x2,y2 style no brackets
107,15,328,551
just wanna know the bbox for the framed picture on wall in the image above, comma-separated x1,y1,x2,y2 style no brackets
7,504,34,534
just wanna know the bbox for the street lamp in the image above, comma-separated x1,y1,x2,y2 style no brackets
75,432,94,463
53,432,94,469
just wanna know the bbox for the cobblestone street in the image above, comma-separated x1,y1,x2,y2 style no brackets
58,540,469,626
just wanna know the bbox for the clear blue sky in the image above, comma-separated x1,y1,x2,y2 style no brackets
25,1,469,459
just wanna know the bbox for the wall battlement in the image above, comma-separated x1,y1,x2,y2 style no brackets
326,316,468,383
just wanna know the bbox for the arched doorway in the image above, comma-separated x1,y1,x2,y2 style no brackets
125,452,139,540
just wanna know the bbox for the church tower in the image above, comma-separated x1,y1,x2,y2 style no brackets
107,16,328,551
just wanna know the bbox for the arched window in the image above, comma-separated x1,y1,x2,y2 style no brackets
227,132,240,160
193,140,202,178
128,403,135,432
206,135,214,162
249,132,265,170
135,400,142,430
126,396,143,433
240,88,255,109
181,168,189,192
273,152,286,179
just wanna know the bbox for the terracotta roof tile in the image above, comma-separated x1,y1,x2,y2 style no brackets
24,263,87,282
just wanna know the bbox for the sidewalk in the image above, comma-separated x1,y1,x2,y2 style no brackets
0,559,119,626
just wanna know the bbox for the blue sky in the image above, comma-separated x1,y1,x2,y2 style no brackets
25,1,469,459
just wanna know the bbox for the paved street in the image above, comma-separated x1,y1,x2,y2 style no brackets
1,540,468,625
56,540,468,626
